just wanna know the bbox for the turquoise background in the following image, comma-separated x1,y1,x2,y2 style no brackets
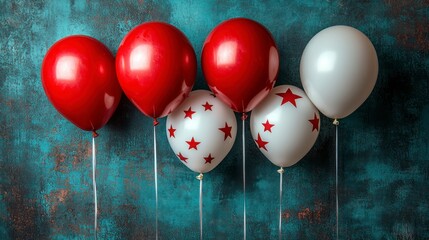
1,0,428,239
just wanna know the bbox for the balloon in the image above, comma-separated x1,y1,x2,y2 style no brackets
41,35,122,132
166,90,237,173
116,22,197,122
300,25,378,119
250,85,320,167
201,18,279,113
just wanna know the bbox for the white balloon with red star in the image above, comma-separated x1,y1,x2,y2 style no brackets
250,85,320,168
166,90,237,173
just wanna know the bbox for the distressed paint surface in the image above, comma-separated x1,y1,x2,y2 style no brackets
0,0,428,239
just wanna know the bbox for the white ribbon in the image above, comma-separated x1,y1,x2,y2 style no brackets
242,117,247,240
92,135,98,240
278,167,284,240
153,125,159,240
334,120,339,240
197,173,204,240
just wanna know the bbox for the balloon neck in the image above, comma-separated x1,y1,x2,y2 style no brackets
241,112,248,121
92,130,99,138
196,173,203,181
333,119,340,126
153,118,159,126
277,167,284,174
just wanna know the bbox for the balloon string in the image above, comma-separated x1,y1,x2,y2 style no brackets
242,116,246,240
196,173,204,240
153,125,159,240
278,167,284,240
333,119,339,240
92,135,98,240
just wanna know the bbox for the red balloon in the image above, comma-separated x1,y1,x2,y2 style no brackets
41,35,122,132
202,18,279,113
115,22,197,121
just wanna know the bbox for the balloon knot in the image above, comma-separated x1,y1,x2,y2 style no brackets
196,173,203,181
241,112,248,121
92,130,99,138
333,119,339,126
153,118,159,126
277,167,284,174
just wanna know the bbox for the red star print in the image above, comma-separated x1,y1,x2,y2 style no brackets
255,133,269,151
186,137,201,150
184,107,196,119
202,101,213,111
204,154,214,164
168,124,176,138
276,88,302,107
177,152,188,163
262,120,275,132
219,122,232,140
308,113,320,132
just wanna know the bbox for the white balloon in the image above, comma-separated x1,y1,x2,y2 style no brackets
250,85,320,168
300,25,378,119
166,90,237,173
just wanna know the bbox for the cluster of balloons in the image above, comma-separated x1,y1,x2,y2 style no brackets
41,18,378,173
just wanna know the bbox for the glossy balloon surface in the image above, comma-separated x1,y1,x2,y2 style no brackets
202,18,279,113
300,25,378,119
116,22,197,119
41,35,122,131
166,90,237,173
250,85,320,167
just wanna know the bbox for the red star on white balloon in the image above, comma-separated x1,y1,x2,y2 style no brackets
202,101,213,111
276,88,302,107
204,154,214,164
255,133,269,151
184,107,196,119
177,152,188,163
262,119,275,132
186,137,201,150
219,122,233,140
308,113,320,132
168,124,176,138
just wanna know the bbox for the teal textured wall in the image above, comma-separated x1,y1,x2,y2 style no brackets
1,0,428,239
